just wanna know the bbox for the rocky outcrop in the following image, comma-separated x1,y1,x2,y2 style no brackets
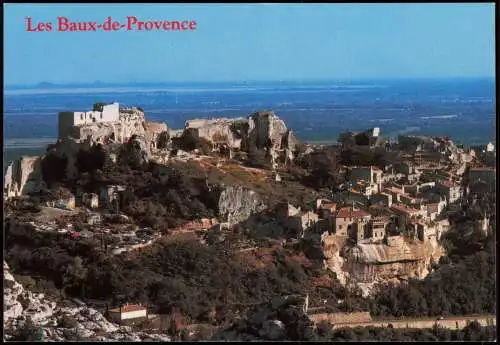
215,186,267,226
3,261,171,342
3,156,46,198
246,111,299,166
120,136,152,167
182,111,300,166
144,120,169,149
341,236,445,296
184,118,246,149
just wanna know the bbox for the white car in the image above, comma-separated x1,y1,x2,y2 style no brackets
58,229,69,234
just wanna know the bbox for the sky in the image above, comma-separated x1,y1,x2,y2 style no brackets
3,3,496,85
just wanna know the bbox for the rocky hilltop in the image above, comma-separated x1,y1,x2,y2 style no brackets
3,104,299,199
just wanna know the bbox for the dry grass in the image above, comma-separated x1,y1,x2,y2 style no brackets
234,247,277,270
170,159,326,212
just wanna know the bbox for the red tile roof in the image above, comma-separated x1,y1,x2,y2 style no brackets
336,207,371,219
119,304,147,313
319,202,337,211
390,203,420,215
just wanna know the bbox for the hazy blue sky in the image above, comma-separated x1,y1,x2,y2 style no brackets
4,3,495,85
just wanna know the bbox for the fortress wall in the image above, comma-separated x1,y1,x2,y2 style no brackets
330,316,496,330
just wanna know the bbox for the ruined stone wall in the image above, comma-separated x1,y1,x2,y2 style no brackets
309,312,372,325
330,316,496,330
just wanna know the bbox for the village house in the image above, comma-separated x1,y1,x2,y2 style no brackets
349,218,370,243
370,192,393,207
382,186,403,203
107,303,148,324
425,199,447,221
276,203,319,237
348,166,383,193
390,203,424,233
334,207,371,237
289,211,320,238
436,179,462,204
413,221,438,242
352,181,376,197
400,194,423,207
368,216,390,241
316,199,337,219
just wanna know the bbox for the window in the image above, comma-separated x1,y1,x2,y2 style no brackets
100,113,103,119
80,114,83,120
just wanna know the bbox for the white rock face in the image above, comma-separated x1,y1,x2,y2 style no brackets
3,261,171,342
182,111,300,164
3,156,45,198
217,186,267,226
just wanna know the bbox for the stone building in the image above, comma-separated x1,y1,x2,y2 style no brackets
285,211,319,238
349,166,383,193
333,207,371,237
349,218,370,243
368,216,390,241
370,192,393,207
58,102,120,139
316,199,337,219
107,303,148,324
436,179,462,204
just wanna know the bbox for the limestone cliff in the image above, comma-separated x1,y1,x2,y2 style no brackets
4,156,46,198
215,185,267,226
341,236,445,296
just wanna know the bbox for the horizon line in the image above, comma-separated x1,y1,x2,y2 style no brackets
5,76,495,90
